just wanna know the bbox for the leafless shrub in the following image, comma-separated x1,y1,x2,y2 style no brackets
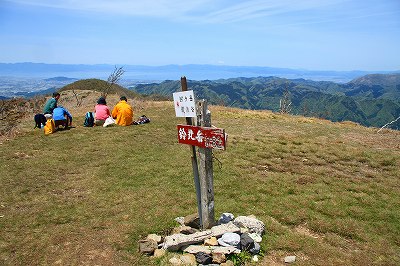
72,89,83,107
280,84,292,114
102,66,125,98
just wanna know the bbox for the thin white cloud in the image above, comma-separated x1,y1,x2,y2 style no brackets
5,0,399,26
5,0,213,17
5,0,345,17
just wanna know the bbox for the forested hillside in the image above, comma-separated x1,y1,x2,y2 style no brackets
131,74,400,129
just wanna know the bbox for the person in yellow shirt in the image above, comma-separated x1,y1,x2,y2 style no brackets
112,96,133,126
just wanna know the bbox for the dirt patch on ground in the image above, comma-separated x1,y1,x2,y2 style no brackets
294,225,322,239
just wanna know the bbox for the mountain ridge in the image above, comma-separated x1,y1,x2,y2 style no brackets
130,74,400,129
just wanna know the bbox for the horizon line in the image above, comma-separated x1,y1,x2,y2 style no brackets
1,62,399,73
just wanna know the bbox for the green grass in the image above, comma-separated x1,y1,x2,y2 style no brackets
1,100,399,265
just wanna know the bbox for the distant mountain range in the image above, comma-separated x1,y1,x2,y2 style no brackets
1,62,399,82
131,74,400,129
1,63,399,129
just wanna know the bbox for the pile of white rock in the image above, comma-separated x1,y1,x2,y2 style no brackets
139,213,265,265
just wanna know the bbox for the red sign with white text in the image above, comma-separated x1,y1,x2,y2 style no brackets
177,124,226,150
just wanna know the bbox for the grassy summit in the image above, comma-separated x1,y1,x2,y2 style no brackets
59,78,140,99
0,90,399,265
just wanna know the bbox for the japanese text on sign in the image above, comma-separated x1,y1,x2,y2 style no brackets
177,124,226,150
173,90,197,117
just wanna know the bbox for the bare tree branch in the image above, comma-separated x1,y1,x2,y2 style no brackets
72,89,83,107
102,66,125,98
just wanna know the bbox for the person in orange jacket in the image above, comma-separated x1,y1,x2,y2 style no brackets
112,96,133,126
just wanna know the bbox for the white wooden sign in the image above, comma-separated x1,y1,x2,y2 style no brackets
173,90,197,117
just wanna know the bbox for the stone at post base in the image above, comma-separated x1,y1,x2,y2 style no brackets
220,261,235,266
233,215,265,235
212,253,226,264
162,222,240,251
218,213,235,224
180,254,196,265
196,252,213,264
146,233,162,244
240,233,255,251
184,213,200,229
153,249,166,258
182,245,241,255
138,239,157,255
204,236,218,246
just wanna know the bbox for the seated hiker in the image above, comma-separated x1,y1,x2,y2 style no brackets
94,97,111,126
43,92,60,119
52,106,73,129
112,96,133,126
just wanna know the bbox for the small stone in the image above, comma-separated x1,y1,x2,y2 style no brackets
182,245,241,255
284,255,296,263
240,233,255,251
146,234,162,244
204,236,218,246
184,213,200,229
172,225,197,235
218,232,240,247
212,253,226,264
195,252,212,264
233,216,265,235
248,233,262,243
249,242,261,254
252,255,259,262
175,217,185,226
169,256,182,265
180,254,196,265
221,260,235,266
138,239,157,255
153,249,166,258
240,227,249,234
180,226,199,235
218,213,235,224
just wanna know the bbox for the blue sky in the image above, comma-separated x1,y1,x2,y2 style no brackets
0,0,399,71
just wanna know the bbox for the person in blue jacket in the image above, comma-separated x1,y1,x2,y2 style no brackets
52,106,73,130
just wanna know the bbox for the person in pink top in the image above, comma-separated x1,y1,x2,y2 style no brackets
94,97,111,126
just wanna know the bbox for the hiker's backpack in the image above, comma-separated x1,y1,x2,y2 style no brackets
83,112,94,127
44,119,56,135
133,115,150,125
34,113,47,129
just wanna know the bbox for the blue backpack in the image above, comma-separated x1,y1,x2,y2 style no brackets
83,112,94,127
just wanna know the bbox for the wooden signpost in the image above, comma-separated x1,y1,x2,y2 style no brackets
174,76,227,229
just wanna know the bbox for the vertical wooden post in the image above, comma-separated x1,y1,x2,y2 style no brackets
197,99,215,229
181,76,203,228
